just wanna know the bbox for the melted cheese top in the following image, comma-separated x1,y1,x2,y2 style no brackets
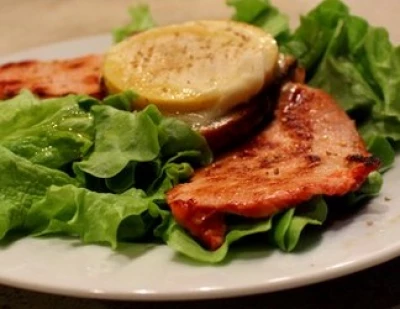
103,20,279,118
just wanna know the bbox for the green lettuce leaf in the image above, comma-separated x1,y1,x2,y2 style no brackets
148,161,193,200
0,91,93,169
337,171,383,206
113,5,156,43
280,0,349,71
26,185,154,248
307,18,379,113
227,0,289,40
0,146,78,239
103,90,139,112
78,90,139,112
356,171,383,198
272,196,328,252
158,117,213,165
104,162,138,194
366,136,395,172
76,103,211,193
163,217,272,263
76,105,160,178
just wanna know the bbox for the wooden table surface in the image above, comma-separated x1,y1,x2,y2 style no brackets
1,1,400,308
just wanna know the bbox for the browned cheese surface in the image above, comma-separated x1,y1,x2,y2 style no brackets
167,83,380,250
0,55,103,99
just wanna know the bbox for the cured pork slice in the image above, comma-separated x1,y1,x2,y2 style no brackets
167,83,380,250
0,55,103,99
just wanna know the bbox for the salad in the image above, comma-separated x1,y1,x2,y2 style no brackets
0,0,398,264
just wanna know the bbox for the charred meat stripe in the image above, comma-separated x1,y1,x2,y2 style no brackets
167,83,380,250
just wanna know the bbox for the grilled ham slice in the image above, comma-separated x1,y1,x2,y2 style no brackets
167,83,380,250
0,55,103,99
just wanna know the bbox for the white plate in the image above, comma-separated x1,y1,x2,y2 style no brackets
0,0,399,301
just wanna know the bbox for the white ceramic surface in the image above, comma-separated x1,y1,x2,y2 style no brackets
0,0,399,301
